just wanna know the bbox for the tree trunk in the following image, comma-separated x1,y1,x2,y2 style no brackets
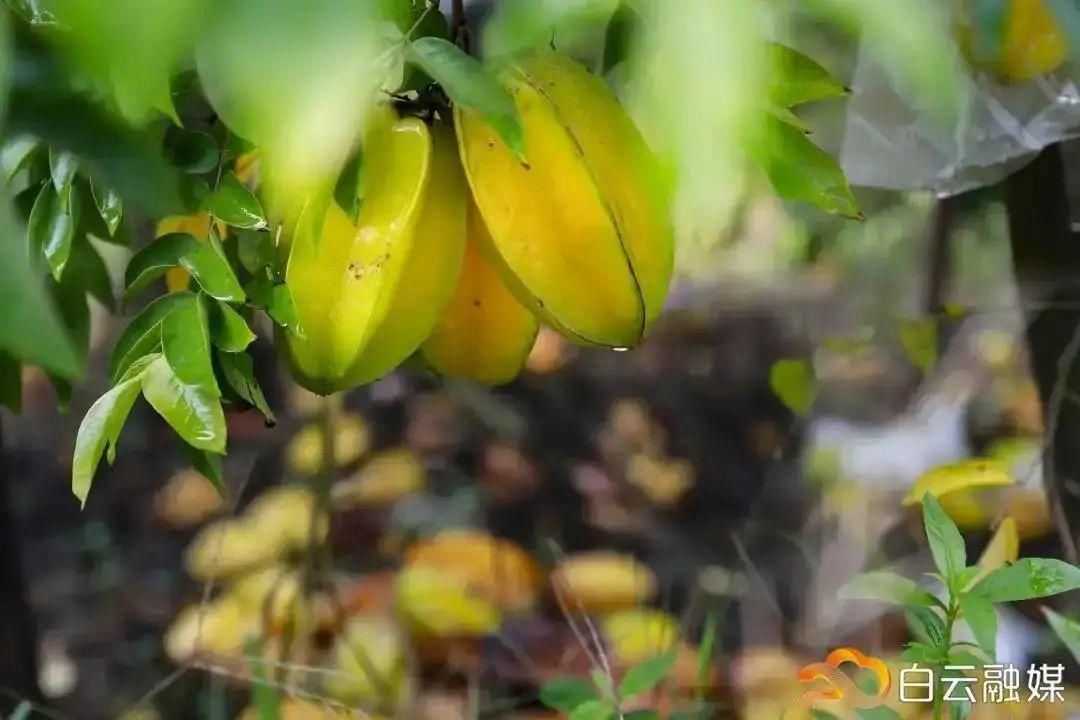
1005,143,1080,562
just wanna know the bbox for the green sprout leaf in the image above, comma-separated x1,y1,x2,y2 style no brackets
970,558,1080,602
922,493,967,590
906,606,947,646
769,357,817,417
618,650,677,700
958,593,997,659
839,571,939,607
1042,608,1080,665
141,355,226,454
568,701,614,720
71,374,143,506
408,37,525,160
539,677,597,712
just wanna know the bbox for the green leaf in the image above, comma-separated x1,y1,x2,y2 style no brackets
839,571,939,607
124,233,200,301
48,148,77,198
209,300,255,352
141,355,226,453
90,179,123,237
2,136,40,183
568,700,614,720
905,606,947,646
8,700,34,720
236,230,278,275
898,317,937,373
769,44,847,107
958,593,997,659
27,181,78,281
902,641,945,665
247,639,281,720
248,277,301,333
0,350,22,412
217,350,274,425
69,234,115,311
180,230,246,302
1042,608,1080,665
970,558,1080,603
755,120,859,218
408,37,525,159
108,292,193,384
201,173,265,229
922,493,967,589
769,357,817,417
183,442,225,496
71,374,143,505
118,352,161,386
857,708,904,720
617,650,677,700
161,294,219,396
165,129,220,174
540,677,597,711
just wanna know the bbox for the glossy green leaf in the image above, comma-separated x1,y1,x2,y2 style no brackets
247,277,300,332
180,230,245,302
769,357,817,417
568,701,614,720
209,300,255,353
161,293,219,396
236,230,277,276
1,136,40,182
958,593,997,659
923,494,967,588
27,181,78,281
540,677,597,711
48,148,77,198
217,350,274,425
108,292,193,383
1042,608,1080,665
124,233,200,300
90,179,123,237
618,650,677,700
0,204,82,379
756,120,859,218
970,558,1080,603
201,173,265,229
71,374,143,506
838,571,939,607
769,44,847,107
166,130,220,174
0,350,21,412
408,37,525,159
141,355,226,454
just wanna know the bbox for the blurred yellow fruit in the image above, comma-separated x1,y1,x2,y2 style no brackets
903,458,1013,507
404,529,540,611
185,518,284,581
550,551,656,614
286,413,371,476
396,565,502,637
245,485,328,549
626,454,695,507
959,0,1068,82
603,609,679,666
229,565,302,632
164,597,252,662
323,616,409,711
331,448,424,509
154,468,224,529
456,48,673,347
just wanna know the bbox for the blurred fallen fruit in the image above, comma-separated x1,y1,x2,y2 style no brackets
958,0,1067,82
902,458,1013,507
525,326,572,375
331,448,424,509
404,529,540,611
323,616,409,711
185,518,284,581
286,413,371,475
626,454,695,507
245,484,328,549
154,468,224,529
603,609,679,666
396,565,502,637
228,565,302,633
602,398,665,458
550,551,657,614
165,597,252,662
238,697,378,720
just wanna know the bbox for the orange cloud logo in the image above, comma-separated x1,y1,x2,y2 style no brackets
788,647,891,716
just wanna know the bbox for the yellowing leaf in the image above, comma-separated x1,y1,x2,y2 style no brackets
768,358,817,417
968,517,1019,589
902,458,1013,507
